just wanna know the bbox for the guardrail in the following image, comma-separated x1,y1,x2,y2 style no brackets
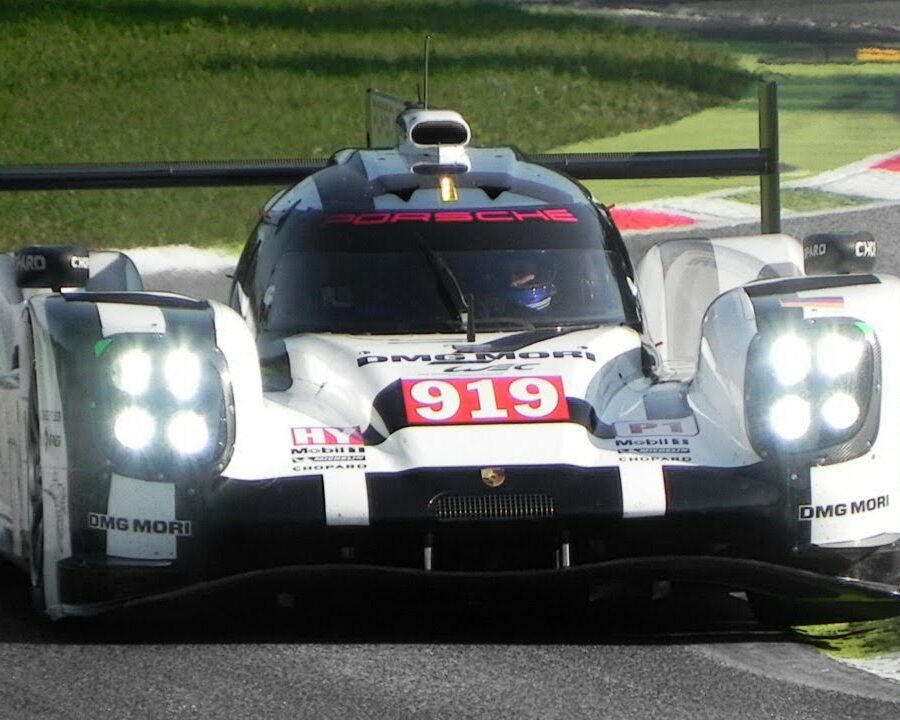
0,82,781,233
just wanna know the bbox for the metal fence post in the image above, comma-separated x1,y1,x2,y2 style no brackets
759,81,781,234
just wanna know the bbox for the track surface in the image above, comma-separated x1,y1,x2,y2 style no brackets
522,0,900,40
2,3,900,718
1,559,899,720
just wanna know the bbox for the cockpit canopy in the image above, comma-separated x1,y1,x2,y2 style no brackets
251,203,638,336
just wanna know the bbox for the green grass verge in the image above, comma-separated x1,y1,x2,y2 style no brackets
732,188,873,213
553,33,900,204
795,617,900,660
0,0,749,250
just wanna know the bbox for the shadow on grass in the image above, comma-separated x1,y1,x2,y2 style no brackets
777,74,900,114
2,0,749,98
1,0,650,37
203,49,749,100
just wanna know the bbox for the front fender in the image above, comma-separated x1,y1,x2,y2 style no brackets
28,292,261,615
690,274,900,549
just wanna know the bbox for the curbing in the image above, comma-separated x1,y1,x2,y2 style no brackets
612,149,900,234
613,149,900,233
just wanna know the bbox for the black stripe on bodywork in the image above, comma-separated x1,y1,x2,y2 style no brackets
788,465,813,549
367,465,623,524
204,475,326,532
43,298,108,558
664,462,798,551
451,326,594,353
667,462,809,549
313,153,376,213
664,463,781,513
62,290,209,310
743,274,879,298
453,170,575,205
747,293,804,332
746,274,880,332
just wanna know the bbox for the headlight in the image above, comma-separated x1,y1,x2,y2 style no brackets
746,319,879,462
166,411,210,455
768,395,810,441
164,348,203,401
816,333,864,378
112,348,153,396
820,392,860,430
114,407,156,450
769,334,811,386
97,334,234,476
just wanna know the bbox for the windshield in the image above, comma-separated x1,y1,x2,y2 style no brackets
263,247,631,335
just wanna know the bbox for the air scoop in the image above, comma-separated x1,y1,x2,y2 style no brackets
397,108,472,174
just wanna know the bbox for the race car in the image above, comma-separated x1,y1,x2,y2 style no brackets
1,100,899,624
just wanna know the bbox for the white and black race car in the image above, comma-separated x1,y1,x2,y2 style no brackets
1,101,899,623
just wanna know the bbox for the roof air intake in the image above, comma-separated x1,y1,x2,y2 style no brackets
400,109,472,148
410,120,469,146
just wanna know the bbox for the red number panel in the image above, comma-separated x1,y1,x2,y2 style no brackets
401,376,569,425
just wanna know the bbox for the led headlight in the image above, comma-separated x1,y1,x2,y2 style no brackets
820,392,860,430
114,407,156,451
816,333,865,378
768,395,810,441
164,348,203,401
98,334,233,475
166,411,210,456
112,348,153,396
745,319,879,461
769,334,811,386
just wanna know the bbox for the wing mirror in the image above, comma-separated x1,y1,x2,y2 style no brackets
14,245,90,290
803,232,876,275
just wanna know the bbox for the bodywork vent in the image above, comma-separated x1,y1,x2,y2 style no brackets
432,494,556,522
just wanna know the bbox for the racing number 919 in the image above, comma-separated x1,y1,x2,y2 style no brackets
401,376,569,425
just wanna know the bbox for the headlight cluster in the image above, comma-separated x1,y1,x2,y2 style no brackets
101,337,232,473
745,319,879,460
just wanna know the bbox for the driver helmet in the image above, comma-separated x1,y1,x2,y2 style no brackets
501,252,557,311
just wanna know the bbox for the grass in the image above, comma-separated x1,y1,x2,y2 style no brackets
0,0,750,250
796,617,900,660
732,188,873,213
559,35,900,204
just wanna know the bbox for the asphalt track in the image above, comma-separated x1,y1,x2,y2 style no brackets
1,2,900,718
0,557,899,720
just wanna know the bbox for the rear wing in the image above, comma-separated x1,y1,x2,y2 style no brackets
0,82,781,232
